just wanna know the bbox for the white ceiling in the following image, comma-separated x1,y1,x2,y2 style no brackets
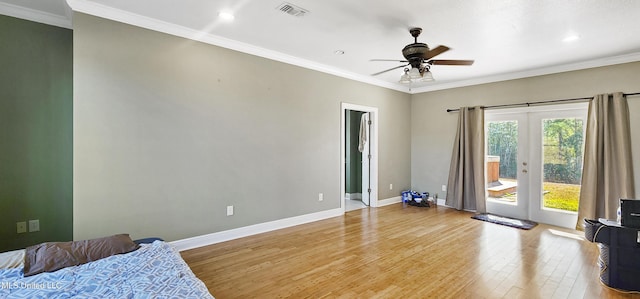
2,0,640,93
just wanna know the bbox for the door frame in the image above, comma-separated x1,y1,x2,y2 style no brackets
360,112,371,206
485,103,588,228
340,103,379,212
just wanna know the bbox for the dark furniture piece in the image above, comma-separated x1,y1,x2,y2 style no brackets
584,218,640,291
621,199,640,228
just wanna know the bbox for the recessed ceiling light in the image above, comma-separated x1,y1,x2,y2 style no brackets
218,11,235,21
333,50,345,55
562,34,580,43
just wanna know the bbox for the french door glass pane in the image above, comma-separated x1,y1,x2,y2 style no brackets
487,121,519,204
541,118,584,212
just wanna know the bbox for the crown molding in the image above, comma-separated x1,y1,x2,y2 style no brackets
66,0,640,95
66,0,410,94
409,52,640,94
0,1,72,29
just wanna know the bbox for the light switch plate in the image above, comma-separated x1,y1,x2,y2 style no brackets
226,206,234,216
17,222,27,234
28,219,40,232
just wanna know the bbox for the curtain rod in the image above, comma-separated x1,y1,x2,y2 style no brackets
445,92,640,112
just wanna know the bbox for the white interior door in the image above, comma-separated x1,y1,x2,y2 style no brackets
361,112,370,206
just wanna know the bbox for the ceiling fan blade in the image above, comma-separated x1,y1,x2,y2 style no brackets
422,45,450,60
371,64,409,76
370,59,409,63
429,59,475,66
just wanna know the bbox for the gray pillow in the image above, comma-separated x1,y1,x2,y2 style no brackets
23,234,140,277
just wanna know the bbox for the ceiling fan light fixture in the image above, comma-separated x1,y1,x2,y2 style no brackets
421,70,434,81
399,74,412,84
399,67,435,84
374,27,473,84
408,67,421,79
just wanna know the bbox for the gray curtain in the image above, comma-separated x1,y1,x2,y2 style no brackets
446,106,486,213
576,92,635,229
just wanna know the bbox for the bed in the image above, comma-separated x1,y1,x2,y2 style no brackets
0,235,214,298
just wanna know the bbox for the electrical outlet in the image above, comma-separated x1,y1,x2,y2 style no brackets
28,220,39,232
17,222,27,234
389,184,393,190
226,206,234,216
442,185,447,192
318,193,324,201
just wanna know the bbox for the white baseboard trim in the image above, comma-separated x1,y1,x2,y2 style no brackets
345,193,362,200
379,196,448,207
433,198,459,210
378,196,402,207
170,208,343,252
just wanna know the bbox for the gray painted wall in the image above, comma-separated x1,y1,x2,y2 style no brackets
0,15,73,251
411,62,640,200
73,13,411,241
10,10,632,246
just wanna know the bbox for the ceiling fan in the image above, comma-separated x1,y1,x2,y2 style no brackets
371,27,474,83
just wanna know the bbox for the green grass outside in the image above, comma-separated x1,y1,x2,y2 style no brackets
490,180,580,212
543,182,580,212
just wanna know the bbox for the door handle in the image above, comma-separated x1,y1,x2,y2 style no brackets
522,169,528,173
522,162,528,166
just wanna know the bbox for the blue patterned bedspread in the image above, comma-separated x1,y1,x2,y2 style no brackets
0,241,214,298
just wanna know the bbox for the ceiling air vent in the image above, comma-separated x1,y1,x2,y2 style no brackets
276,2,309,17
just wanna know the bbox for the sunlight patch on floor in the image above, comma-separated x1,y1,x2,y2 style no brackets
548,229,585,241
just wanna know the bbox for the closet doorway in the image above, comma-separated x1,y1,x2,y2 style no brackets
340,103,378,212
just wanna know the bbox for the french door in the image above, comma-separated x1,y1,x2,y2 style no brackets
485,104,588,228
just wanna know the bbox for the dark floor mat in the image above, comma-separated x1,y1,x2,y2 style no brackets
471,213,538,230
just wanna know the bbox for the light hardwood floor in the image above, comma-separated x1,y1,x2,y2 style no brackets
182,203,640,298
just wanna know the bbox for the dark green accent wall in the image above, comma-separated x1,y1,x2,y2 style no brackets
346,110,363,194
0,15,73,252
